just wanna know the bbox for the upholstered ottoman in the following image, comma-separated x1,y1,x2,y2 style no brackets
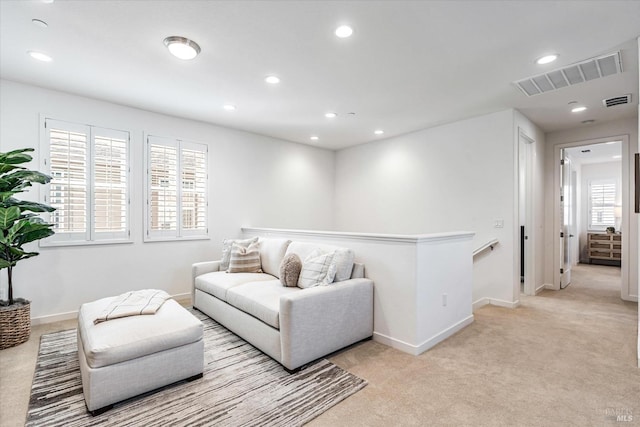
77,297,204,415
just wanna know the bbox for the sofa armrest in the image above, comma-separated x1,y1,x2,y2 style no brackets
279,278,374,370
191,260,221,307
192,260,221,280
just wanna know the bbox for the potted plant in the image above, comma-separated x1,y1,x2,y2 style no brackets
0,148,55,349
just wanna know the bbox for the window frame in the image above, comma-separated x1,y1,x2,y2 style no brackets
587,178,616,231
144,134,209,242
40,117,132,247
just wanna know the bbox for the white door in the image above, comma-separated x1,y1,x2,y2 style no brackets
560,151,573,288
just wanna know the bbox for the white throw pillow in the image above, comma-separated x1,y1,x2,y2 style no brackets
332,248,355,282
297,250,337,289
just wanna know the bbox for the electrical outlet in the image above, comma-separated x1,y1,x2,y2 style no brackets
494,219,504,228
442,293,447,307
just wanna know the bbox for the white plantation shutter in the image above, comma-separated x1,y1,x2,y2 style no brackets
43,119,130,245
181,142,207,235
146,136,208,240
589,180,616,230
48,122,89,241
93,128,129,239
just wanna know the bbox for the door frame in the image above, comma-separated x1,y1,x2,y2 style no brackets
518,130,535,296
552,134,631,300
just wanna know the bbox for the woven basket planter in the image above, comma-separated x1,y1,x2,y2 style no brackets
0,300,31,350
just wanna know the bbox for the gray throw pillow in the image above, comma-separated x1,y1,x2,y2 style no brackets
220,236,258,271
279,253,302,287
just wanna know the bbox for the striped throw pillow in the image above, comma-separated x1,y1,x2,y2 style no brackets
297,250,337,289
227,242,262,273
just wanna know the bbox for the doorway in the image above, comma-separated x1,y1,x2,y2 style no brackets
553,135,630,299
518,131,534,296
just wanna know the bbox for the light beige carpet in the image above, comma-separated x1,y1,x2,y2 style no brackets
2,264,638,426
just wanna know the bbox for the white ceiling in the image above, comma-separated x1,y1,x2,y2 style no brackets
565,141,622,165
1,1,639,150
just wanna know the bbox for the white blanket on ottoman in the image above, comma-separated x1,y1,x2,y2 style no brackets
94,289,171,324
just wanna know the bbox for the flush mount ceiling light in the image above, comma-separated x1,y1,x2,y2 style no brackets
265,75,280,84
325,112,337,118
335,25,354,38
27,50,52,62
374,130,384,135
223,104,236,111
310,136,319,141
163,36,201,60
571,106,587,113
535,54,558,65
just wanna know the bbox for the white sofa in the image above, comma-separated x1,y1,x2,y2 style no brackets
192,238,374,371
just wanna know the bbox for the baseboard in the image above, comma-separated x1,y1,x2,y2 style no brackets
535,285,546,295
30,292,192,326
373,315,474,356
544,283,557,290
472,297,520,311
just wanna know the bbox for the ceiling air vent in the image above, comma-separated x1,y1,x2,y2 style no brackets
603,94,631,108
514,51,623,97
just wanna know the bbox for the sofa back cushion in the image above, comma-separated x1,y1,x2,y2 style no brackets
257,238,292,278
285,242,355,282
221,237,258,271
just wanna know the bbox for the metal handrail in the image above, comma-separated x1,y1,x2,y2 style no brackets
473,238,499,257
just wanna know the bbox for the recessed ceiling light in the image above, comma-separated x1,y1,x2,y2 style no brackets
310,136,319,141
612,155,622,159
571,106,587,113
374,130,384,135
32,19,48,28
325,112,337,118
163,36,201,60
335,25,354,38
265,75,280,84
223,104,236,111
536,54,558,65
27,50,52,62
41,0,54,3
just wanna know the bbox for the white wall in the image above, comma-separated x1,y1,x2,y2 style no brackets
0,79,335,320
545,117,639,300
334,109,521,306
578,161,622,262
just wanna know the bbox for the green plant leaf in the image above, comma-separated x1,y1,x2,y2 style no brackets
0,164,22,175
5,198,55,213
0,149,33,165
0,206,20,228
1,170,52,185
16,226,54,246
0,259,12,269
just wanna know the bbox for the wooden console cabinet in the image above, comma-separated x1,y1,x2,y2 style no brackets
588,232,622,265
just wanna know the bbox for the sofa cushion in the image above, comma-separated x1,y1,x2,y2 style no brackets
195,271,275,301
220,237,258,271
298,250,337,288
228,242,262,273
257,238,291,278
78,298,202,369
285,241,341,262
226,280,300,329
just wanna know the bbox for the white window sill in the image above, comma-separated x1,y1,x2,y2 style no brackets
39,239,134,248
143,235,210,243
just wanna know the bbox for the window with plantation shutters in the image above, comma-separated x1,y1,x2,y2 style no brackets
588,180,616,230
42,118,130,245
146,135,208,241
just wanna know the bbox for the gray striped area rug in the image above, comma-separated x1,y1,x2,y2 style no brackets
26,310,367,426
